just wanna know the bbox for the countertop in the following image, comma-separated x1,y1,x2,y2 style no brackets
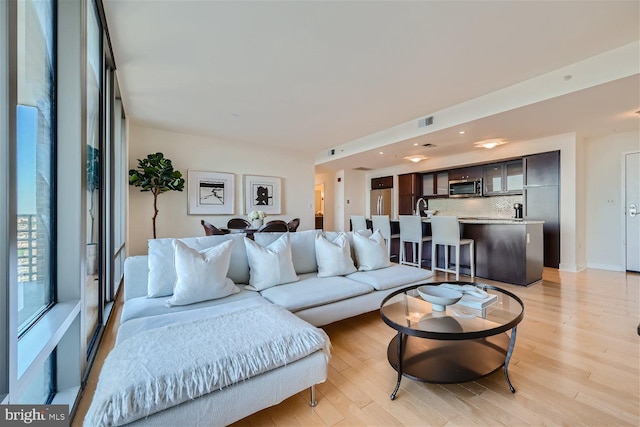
456,217,544,225
391,217,544,225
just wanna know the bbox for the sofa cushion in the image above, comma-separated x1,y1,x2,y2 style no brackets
121,287,261,324
245,234,299,291
259,272,373,312
253,229,319,274
346,263,433,291
148,234,249,297
166,239,239,307
352,229,392,271
323,229,372,264
315,232,356,277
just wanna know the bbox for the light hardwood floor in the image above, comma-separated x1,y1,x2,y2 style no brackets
73,268,639,426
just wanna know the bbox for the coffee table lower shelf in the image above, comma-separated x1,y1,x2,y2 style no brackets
387,333,510,384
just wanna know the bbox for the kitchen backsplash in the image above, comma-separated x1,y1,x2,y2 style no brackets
428,194,524,219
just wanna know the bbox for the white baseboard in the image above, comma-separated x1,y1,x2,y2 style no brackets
586,263,625,272
558,263,585,272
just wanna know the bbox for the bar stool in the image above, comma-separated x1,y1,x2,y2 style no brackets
350,215,367,232
399,215,431,269
430,216,474,280
371,215,400,259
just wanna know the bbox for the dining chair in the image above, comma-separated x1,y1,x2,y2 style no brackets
371,215,400,259
256,220,289,232
227,218,251,230
350,215,368,232
430,215,474,280
287,218,300,232
201,220,229,236
399,215,431,269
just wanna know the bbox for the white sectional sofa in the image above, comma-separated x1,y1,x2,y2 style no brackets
86,229,433,426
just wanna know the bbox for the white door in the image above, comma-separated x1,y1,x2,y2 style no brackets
626,152,640,272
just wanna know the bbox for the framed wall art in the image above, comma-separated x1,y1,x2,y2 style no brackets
187,170,235,214
244,175,281,214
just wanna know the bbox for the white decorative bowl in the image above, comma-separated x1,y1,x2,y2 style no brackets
417,286,462,311
422,210,437,218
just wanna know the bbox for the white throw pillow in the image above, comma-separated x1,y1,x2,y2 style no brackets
323,229,372,265
166,239,240,307
244,233,299,291
254,229,320,274
147,234,249,297
315,232,357,278
352,229,392,271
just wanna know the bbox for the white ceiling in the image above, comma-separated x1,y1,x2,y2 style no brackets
103,1,640,171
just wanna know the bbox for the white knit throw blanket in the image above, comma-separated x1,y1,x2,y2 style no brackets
84,304,331,427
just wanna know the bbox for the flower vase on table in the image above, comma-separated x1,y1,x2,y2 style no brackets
248,210,266,229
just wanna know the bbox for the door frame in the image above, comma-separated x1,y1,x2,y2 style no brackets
622,150,640,271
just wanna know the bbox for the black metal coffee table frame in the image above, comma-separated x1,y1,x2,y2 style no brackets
380,282,524,400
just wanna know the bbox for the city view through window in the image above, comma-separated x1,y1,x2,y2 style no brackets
17,103,53,332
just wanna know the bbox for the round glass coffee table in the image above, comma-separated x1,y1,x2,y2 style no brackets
380,282,524,400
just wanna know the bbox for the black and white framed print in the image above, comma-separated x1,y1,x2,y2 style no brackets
244,175,281,214
188,170,235,214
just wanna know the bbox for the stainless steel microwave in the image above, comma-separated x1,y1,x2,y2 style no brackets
449,179,483,198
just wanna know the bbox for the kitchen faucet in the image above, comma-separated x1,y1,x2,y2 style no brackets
416,197,428,216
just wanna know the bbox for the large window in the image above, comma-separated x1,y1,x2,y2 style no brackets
2,0,127,409
14,0,56,403
16,0,55,337
85,0,102,352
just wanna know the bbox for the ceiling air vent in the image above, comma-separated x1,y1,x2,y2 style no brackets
353,167,373,171
422,143,437,148
418,116,434,128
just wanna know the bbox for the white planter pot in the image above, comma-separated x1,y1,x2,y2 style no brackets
86,243,97,275
251,219,263,228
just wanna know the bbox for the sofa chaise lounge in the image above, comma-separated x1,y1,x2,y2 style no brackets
85,229,433,426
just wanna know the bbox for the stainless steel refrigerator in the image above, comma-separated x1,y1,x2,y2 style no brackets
371,188,393,216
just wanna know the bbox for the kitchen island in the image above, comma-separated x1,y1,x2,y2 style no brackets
388,218,544,286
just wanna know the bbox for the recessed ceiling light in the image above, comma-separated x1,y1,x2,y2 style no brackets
459,130,465,135
413,143,419,146
403,155,429,163
473,138,507,149
379,151,384,155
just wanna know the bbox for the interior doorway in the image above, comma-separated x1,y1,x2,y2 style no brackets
625,152,639,272
315,183,324,230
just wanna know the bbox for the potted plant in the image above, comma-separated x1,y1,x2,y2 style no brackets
129,152,185,238
87,145,100,274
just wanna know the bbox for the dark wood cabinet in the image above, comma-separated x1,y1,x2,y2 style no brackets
483,159,523,195
422,172,449,197
524,151,559,186
523,151,560,268
448,166,483,181
371,176,393,189
462,222,544,285
398,173,422,215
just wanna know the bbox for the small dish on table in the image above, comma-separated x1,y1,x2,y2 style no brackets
416,285,462,311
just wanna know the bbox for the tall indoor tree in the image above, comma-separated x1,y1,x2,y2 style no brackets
129,152,185,238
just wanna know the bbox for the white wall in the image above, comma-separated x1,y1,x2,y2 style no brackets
343,169,367,231
585,130,640,271
127,125,316,255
